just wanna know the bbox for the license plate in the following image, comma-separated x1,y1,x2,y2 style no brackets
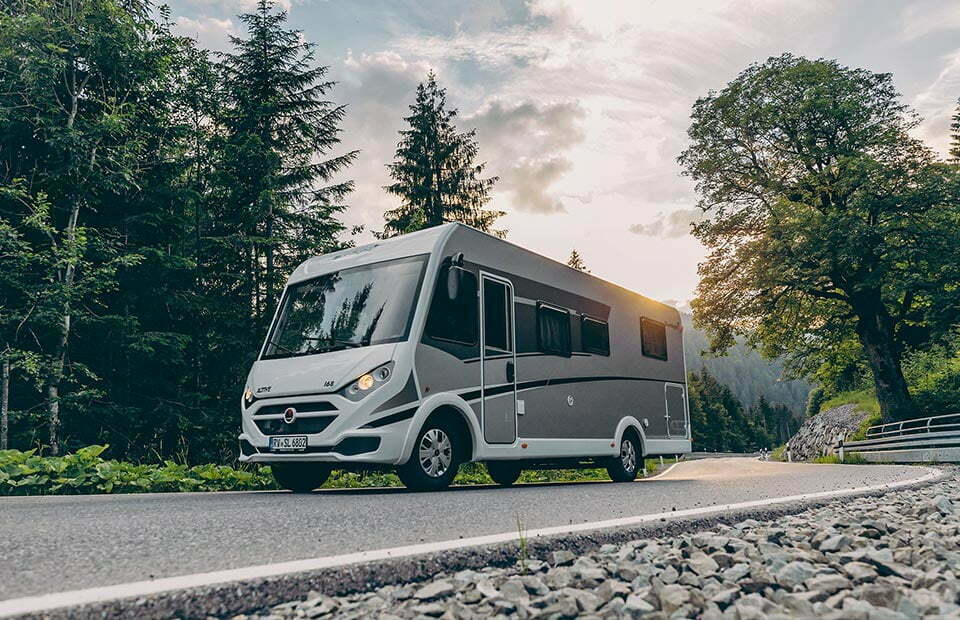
269,435,307,452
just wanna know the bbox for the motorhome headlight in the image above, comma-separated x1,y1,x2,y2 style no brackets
357,373,375,391
342,362,394,401
243,387,255,407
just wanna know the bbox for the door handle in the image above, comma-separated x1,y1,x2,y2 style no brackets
506,361,515,383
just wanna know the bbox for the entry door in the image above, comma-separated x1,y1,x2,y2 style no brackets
481,274,517,444
665,384,688,438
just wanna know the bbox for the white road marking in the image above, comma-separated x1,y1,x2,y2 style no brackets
0,465,943,618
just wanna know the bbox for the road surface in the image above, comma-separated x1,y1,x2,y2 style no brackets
0,458,929,604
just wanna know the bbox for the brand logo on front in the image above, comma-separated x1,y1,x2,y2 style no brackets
282,407,296,424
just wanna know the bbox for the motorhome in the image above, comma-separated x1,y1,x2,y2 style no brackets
238,223,691,491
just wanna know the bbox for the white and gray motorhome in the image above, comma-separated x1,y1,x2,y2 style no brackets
238,223,691,491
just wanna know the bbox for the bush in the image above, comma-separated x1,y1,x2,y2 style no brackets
903,332,960,416
0,445,277,495
805,386,826,418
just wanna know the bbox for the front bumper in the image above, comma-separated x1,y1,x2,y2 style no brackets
238,393,411,465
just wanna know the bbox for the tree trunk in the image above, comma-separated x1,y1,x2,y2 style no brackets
47,202,80,455
1,354,9,450
853,300,914,422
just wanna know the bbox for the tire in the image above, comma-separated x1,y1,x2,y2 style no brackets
606,433,641,482
486,461,522,487
271,463,331,493
397,419,461,491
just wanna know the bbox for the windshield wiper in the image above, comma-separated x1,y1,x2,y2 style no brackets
267,340,299,355
303,336,367,351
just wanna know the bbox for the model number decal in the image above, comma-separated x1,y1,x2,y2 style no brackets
256,386,271,394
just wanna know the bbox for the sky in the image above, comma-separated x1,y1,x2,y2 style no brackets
168,0,960,307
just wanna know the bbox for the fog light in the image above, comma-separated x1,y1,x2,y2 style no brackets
376,367,390,381
357,374,375,391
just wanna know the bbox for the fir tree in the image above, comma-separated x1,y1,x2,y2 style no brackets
381,71,503,238
214,0,357,316
567,249,589,272
950,96,960,164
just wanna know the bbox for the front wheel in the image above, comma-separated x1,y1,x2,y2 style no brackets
397,420,461,491
271,463,331,493
606,434,641,482
486,461,522,487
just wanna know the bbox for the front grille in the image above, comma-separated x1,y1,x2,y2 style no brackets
255,416,336,436
255,401,337,416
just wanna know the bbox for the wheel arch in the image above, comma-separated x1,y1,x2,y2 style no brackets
398,393,481,465
615,416,647,457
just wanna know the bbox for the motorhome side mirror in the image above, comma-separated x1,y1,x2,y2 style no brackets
446,266,462,301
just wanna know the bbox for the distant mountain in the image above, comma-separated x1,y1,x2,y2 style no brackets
681,313,811,416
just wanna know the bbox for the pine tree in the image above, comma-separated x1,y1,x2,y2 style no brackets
381,71,503,238
950,96,960,164
215,0,357,317
567,249,589,272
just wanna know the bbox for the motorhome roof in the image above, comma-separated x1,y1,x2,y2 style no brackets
288,223,677,315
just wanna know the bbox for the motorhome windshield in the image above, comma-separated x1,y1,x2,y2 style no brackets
262,255,428,359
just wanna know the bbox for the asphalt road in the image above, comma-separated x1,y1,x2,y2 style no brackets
0,458,926,602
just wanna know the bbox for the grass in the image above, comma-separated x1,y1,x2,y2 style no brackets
812,453,869,465
1,447,681,496
819,388,882,441
769,445,787,462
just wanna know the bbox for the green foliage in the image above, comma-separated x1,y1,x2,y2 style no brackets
902,330,960,415
805,387,827,418
950,96,960,164
679,53,960,422
380,71,503,238
682,313,810,416
0,446,277,496
567,250,589,272
821,389,881,417
770,445,787,462
688,368,784,452
812,453,868,465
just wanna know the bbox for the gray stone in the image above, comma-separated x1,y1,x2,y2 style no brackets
843,561,878,583
550,549,576,566
498,578,530,604
775,561,817,589
819,534,851,553
414,580,455,601
624,594,656,614
805,573,850,595
688,550,720,576
932,495,953,515
658,584,691,615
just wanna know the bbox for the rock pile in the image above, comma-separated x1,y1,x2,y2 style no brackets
786,404,871,461
247,471,960,619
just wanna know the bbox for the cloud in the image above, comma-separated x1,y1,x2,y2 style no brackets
466,99,586,213
913,49,960,157
628,208,704,238
173,16,238,51
900,2,960,41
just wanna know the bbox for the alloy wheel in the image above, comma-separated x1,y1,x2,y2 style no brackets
419,428,453,478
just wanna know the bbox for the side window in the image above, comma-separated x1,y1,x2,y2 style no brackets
424,266,478,345
538,303,571,356
581,316,610,356
483,279,511,351
640,317,667,360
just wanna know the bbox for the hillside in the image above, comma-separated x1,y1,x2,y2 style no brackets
682,313,811,415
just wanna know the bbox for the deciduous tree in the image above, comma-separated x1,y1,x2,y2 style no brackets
679,54,960,422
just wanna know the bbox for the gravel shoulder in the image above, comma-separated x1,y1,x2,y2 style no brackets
250,466,960,619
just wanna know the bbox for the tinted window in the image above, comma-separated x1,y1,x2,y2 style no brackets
483,279,511,351
641,318,667,360
538,303,571,356
582,316,610,356
425,266,478,345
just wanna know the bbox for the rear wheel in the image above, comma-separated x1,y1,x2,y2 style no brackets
486,461,522,487
397,420,461,491
271,463,331,493
606,433,641,482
